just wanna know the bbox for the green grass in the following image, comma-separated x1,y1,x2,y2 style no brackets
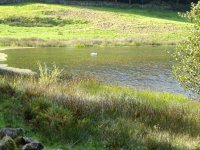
0,2,191,47
0,68,199,149
0,3,199,149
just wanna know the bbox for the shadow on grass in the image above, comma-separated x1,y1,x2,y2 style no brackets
4,2,189,23
47,93,200,138
0,95,195,150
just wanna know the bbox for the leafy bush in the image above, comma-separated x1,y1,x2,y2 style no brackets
173,2,200,95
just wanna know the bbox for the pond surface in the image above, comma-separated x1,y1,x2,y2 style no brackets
1,46,189,95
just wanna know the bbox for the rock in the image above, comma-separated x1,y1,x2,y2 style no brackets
0,65,37,76
15,136,33,146
0,141,6,150
22,137,34,144
15,136,25,147
23,137,33,144
0,128,44,150
0,128,24,139
22,142,44,150
1,136,17,150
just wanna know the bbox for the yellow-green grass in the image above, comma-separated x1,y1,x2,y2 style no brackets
0,3,191,47
0,72,199,149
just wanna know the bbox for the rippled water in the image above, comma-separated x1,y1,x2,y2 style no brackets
1,46,190,95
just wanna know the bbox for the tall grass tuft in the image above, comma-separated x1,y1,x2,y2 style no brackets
38,63,63,85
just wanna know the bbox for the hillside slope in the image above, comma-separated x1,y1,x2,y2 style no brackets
0,3,190,47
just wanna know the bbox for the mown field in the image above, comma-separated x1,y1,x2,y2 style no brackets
0,3,190,47
0,66,199,149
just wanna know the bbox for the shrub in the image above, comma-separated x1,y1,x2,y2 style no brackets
173,2,200,95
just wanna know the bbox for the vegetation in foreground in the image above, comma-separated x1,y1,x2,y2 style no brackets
0,66,199,149
0,3,190,47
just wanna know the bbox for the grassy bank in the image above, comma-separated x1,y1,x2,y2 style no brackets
0,3,190,47
0,67,199,149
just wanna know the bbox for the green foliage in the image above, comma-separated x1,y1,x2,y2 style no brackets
173,2,200,95
102,118,147,149
29,99,73,141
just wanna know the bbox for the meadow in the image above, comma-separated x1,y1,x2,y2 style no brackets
0,2,199,149
0,66,199,149
0,3,190,47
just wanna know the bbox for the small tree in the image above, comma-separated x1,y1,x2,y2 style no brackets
173,2,200,95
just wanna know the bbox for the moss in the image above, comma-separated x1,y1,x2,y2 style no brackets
2,136,17,150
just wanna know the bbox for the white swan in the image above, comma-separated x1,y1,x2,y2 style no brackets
90,52,97,56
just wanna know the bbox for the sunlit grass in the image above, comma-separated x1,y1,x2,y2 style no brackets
38,63,63,85
0,3,191,47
